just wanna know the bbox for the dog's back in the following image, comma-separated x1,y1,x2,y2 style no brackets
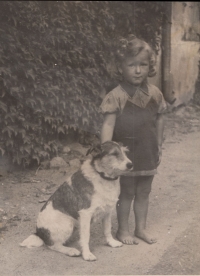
40,170,94,220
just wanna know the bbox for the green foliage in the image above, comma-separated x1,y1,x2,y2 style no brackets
0,1,166,166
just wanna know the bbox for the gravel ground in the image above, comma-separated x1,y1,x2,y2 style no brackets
0,103,200,275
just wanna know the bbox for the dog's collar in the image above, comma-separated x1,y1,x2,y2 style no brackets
96,171,119,181
90,160,119,181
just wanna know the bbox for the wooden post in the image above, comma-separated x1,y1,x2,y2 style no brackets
161,1,176,104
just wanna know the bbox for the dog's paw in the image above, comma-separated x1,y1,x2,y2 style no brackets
68,248,81,257
107,239,123,248
82,251,97,261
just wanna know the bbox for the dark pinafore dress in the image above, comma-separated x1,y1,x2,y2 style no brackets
100,82,167,176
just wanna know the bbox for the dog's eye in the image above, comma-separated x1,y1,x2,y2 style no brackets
110,151,119,157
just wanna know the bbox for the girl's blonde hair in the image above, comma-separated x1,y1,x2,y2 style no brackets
114,34,157,78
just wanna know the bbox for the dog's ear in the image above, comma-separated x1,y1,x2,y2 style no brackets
86,146,94,156
101,141,117,153
86,144,102,156
118,142,124,147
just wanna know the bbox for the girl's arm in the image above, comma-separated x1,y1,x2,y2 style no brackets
156,113,165,146
156,113,165,165
100,113,117,143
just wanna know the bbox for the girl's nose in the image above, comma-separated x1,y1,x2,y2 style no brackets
135,66,141,73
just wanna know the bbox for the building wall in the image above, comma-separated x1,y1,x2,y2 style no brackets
171,2,200,106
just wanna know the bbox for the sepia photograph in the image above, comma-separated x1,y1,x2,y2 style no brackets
0,1,200,275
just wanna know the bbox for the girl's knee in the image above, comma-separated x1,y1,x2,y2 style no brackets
137,186,151,198
119,190,135,201
136,176,153,197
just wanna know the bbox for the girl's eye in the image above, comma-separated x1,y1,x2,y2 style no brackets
128,63,148,67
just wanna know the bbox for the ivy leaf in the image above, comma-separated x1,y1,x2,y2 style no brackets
0,147,5,155
32,155,40,164
0,101,7,113
57,126,65,134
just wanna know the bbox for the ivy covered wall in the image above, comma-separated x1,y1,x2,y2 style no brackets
0,1,166,165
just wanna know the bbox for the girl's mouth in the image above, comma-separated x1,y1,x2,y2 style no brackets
133,77,142,81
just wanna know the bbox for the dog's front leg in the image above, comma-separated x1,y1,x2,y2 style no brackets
103,210,123,248
79,210,97,261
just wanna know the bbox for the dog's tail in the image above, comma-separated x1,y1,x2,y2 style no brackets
19,234,44,248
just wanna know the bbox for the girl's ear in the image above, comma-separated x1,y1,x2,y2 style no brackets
118,65,122,75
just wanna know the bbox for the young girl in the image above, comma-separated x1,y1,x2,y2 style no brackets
100,35,167,245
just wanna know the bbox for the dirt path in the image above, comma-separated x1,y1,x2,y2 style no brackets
0,107,200,275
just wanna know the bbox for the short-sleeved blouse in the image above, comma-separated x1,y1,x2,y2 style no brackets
100,83,167,176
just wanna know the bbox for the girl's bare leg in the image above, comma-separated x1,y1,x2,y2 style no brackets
134,176,157,244
116,176,138,245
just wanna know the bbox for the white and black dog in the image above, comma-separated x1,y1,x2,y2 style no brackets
20,141,133,261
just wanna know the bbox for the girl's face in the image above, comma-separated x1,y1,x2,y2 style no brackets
119,50,150,86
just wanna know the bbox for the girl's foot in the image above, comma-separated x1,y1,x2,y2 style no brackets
116,230,139,245
135,230,157,244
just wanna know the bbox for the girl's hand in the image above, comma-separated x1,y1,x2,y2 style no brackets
156,113,165,167
157,145,162,166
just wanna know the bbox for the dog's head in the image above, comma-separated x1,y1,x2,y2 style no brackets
88,141,133,177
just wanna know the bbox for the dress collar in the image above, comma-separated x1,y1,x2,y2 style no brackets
119,81,151,109
120,81,149,98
